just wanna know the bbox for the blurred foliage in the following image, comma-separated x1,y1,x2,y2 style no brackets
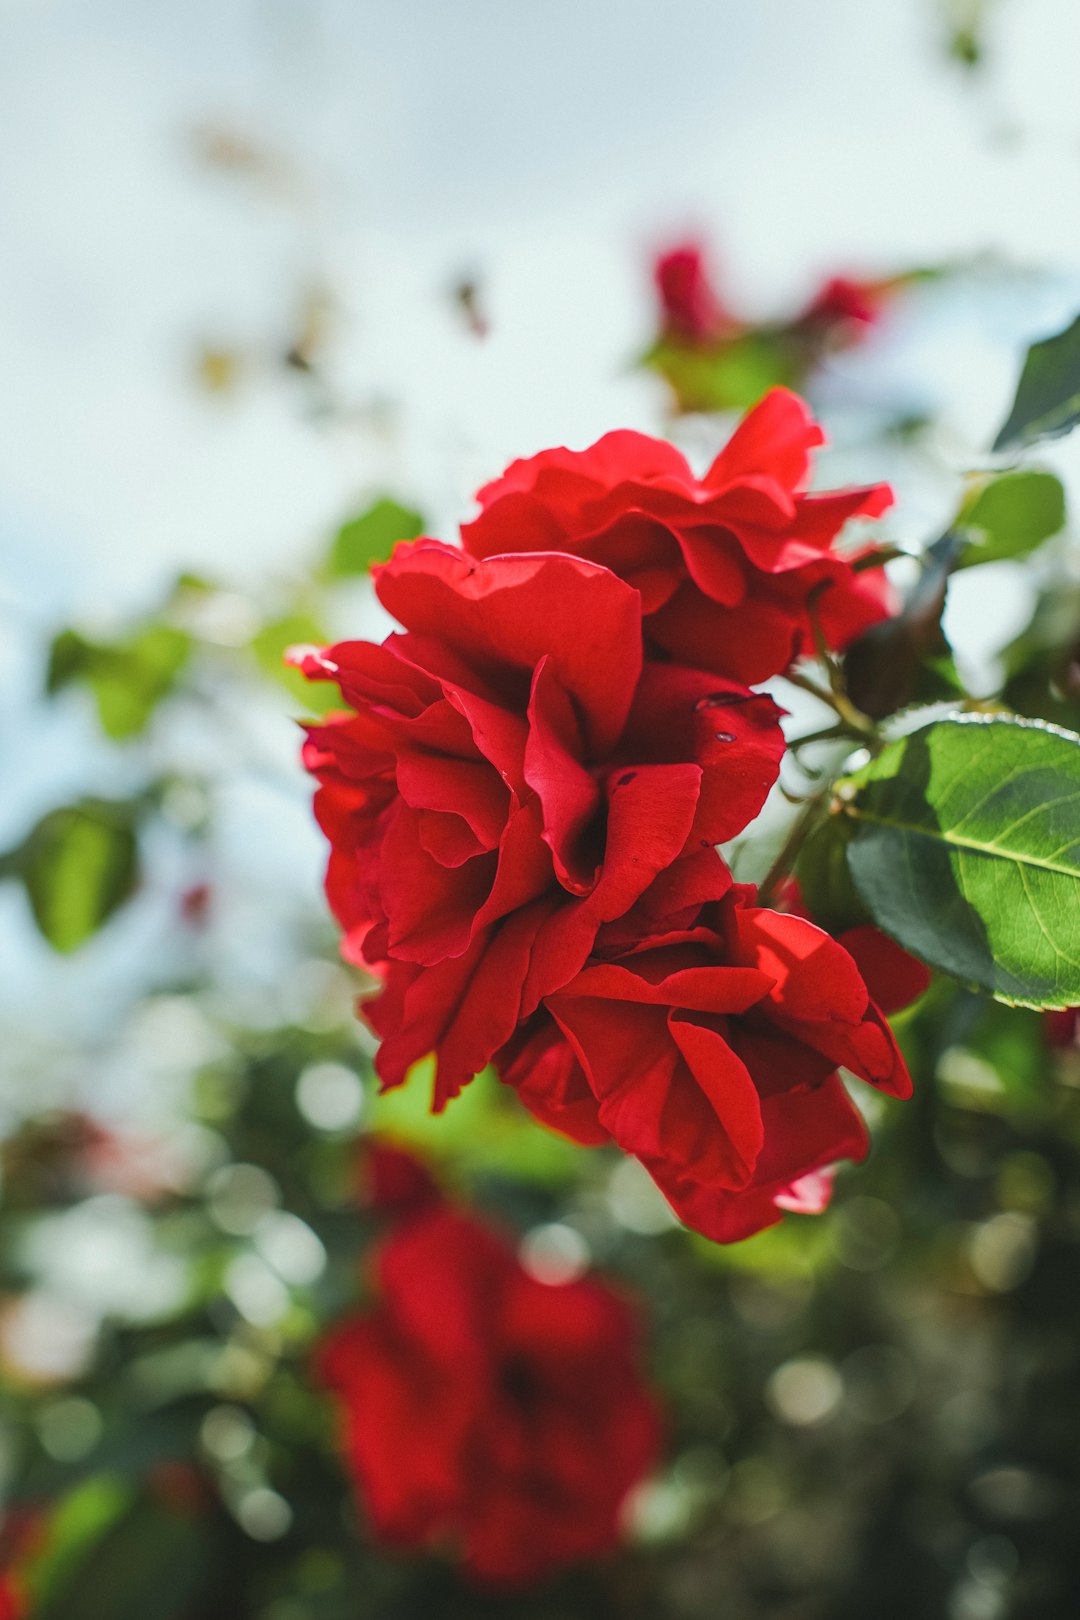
953,470,1065,571
325,498,425,580
46,625,191,741
0,800,142,955
994,312,1080,451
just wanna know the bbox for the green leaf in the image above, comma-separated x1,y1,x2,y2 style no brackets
955,469,1066,568
25,1476,134,1610
46,625,191,740
251,613,340,715
325,497,424,578
642,333,794,415
35,1490,218,1620
373,1063,584,1185
994,312,1080,451
840,715,1080,1008
9,800,140,952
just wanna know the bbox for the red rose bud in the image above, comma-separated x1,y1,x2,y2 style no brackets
315,1207,661,1586
461,389,895,684
297,542,784,1105
652,240,736,347
497,867,913,1244
796,274,886,338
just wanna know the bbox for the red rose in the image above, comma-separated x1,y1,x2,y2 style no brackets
497,861,912,1243
795,274,886,339
775,876,932,1015
0,1581,22,1620
316,1205,661,1586
653,240,736,347
295,540,784,1104
460,388,894,685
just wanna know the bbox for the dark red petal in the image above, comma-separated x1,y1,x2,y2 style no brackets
838,924,931,1016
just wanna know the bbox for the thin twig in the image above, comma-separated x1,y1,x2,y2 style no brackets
756,789,832,908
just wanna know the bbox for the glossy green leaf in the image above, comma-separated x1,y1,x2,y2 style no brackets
325,497,424,578
955,469,1066,568
994,312,1080,451
840,715,1080,1008
9,800,140,953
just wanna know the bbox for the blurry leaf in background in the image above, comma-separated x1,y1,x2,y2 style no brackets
841,715,1080,1007
950,996,1049,1111
324,497,424,579
2,799,141,953
643,333,792,415
372,1064,584,1187
954,468,1066,568
33,1485,219,1620
23,1476,133,1613
46,625,191,741
944,0,993,67
1001,579,1080,728
994,310,1080,450
843,533,963,719
251,613,340,715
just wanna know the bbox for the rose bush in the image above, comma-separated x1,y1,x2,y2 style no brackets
461,388,894,683
316,1195,661,1585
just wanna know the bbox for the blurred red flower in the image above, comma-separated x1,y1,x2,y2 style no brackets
359,1138,444,1216
1046,1007,1079,1048
795,274,888,341
294,540,783,1103
652,240,737,347
0,1580,22,1620
497,859,914,1242
316,1204,661,1586
461,388,894,684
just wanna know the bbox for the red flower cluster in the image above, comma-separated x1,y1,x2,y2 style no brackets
317,1166,660,1585
646,240,902,415
500,867,917,1242
297,389,915,1242
462,388,893,682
